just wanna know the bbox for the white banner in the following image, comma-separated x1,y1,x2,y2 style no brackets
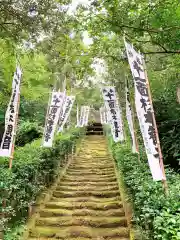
58,95,75,132
102,86,124,142
79,106,85,127
126,85,138,153
84,106,90,126
76,104,79,127
0,66,22,157
125,40,164,181
79,106,89,127
100,107,104,125
100,107,107,125
114,98,124,142
43,92,65,147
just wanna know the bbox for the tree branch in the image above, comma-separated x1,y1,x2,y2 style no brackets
143,51,180,55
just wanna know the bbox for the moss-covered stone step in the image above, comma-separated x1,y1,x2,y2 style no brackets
30,226,129,238
66,168,115,174
68,165,115,170
62,175,116,182
28,237,129,240
29,237,129,240
70,161,112,166
58,181,118,187
68,165,114,170
50,196,121,203
52,190,120,198
45,200,123,210
55,185,118,192
39,208,125,218
36,216,127,228
62,176,117,182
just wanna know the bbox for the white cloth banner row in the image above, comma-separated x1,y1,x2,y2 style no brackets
43,92,75,147
124,40,164,181
0,66,22,157
101,86,124,142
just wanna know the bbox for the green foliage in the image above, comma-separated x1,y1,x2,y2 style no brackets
15,121,43,146
109,140,180,240
0,0,70,42
0,128,83,232
75,0,180,169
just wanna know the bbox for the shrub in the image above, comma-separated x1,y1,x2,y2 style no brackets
109,139,180,240
15,121,43,147
0,128,84,232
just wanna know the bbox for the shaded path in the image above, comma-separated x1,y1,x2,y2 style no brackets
27,135,130,239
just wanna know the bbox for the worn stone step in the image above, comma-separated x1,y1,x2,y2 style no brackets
39,208,125,218
67,167,114,175
56,185,118,192
50,196,121,203
68,166,114,171
28,238,129,240
63,176,117,182
30,226,129,238
53,190,120,198
70,159,111,162
69,165,114,170
45,200,123,210
65,173,116,179
58,181,118,187
36,216,127,228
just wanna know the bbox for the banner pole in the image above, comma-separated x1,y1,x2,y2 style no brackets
142,56,168,195
9,91,20,169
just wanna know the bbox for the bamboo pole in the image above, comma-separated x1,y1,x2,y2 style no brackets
142,56,168,195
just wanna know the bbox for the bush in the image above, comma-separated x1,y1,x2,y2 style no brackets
15,121,43,147
0,128,84,232
109,139,180,240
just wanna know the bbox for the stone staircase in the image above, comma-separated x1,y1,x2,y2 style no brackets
86,123,103,135
27,135,130,240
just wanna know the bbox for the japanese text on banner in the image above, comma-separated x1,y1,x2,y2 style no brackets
0,66,22,157
58,96,75,132
124,40,164,181
102,86,124,142
43,92,64,147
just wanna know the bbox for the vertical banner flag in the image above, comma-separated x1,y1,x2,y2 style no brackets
126,84,138,153
102,87,124,142
58,95,75,132
84,106,90,126
100,107,107,125
76,104,79,127
100,107,104,125
0,66,22,157
43,92,64,147
79,106,85,127
79,106,89,127
115,98,124,141
124,40,164,181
